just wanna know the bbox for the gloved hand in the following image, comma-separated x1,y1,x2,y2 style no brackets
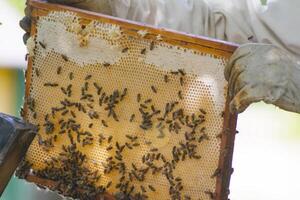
20,0,112,44
0,113,37,195
225,43,300,114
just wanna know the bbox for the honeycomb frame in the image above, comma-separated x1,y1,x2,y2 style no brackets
20,1,238,200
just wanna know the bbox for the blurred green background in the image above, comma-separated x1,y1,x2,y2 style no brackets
0,0,299,200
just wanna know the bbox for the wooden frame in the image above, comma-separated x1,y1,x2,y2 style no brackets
24,1,239,199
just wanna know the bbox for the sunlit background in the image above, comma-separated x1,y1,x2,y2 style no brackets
0,0,299,199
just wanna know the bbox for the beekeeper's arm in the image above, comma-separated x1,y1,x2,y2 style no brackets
20,0,300,114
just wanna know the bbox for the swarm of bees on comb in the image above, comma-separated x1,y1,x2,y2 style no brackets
16,8,232,200
19,67,210,199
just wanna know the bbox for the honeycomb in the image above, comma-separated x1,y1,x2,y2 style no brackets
19,3,236,200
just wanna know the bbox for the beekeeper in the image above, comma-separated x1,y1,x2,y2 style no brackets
20,0,300,114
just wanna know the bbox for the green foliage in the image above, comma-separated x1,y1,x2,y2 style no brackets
260,0,268,5
8,0,26,13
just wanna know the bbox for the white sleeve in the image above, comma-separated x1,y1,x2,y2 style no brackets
244,0,300,60
109,0,254,44
109,0,300,60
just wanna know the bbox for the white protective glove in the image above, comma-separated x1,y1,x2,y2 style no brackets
225,43,300,114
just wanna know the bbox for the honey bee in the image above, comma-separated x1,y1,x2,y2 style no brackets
39,41,46,49
141,48,146,54
61,54,69,62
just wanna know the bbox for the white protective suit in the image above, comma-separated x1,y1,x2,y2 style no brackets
107,0,300,59
106,0,300,113
22,0,300,113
